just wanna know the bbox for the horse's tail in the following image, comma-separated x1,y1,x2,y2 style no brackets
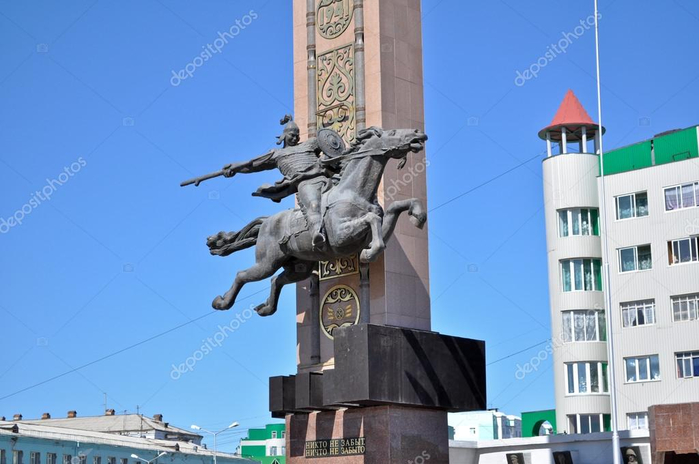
207,217,267,257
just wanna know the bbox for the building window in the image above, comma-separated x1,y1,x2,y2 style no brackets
562,310,607,342
668,237,699,265
13,452,23,464
565,362,609,395
567,414,609,434
92,457,100,464
616,192,649,219
672,293,699,322
119,459,127,464
281,431,286,439
2,450,6,464
558,208,600,237
621,300,656,327
625,355,660,382
627,412,649,430
63,456,71,464
619,245,652,272
665,182,698,211
29,454,39,464
107,458,115,464
270,447,278,456
561,259,603,291
271,431,277,439
676,351,699,379
47,455,57,464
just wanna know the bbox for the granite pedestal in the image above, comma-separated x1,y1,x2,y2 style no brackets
271,324,486,463
287,406,448,464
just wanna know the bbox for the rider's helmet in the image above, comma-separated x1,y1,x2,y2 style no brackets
277,114,300,147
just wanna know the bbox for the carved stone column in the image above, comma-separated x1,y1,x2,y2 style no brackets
294,0,430,370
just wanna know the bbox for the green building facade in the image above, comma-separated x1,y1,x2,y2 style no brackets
521,410,557,438
600,126,699,176
238,424,286,464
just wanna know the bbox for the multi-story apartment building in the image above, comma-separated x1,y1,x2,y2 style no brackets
598,123,699,433
541,90,699,434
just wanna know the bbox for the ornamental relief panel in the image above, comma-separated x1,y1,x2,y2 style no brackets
316,44,355,144
320,285,360,339
318,255,359,281
316,0,353,39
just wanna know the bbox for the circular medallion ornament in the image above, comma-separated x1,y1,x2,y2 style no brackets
317,128,346,159
316,0,354,39
320,284,360,339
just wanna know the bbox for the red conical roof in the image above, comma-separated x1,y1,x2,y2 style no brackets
538,89,605,141
551,89,596,126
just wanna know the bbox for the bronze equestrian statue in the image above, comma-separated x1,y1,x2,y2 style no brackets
182,122,428,317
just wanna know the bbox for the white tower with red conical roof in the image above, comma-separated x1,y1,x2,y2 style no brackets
540,90,611,434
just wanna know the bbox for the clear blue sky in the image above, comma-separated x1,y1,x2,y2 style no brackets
2,0,699,451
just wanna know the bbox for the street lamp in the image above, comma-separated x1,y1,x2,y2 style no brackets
190,422,239,464
130,452,167,464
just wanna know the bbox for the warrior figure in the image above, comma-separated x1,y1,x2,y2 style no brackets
221,115,335,248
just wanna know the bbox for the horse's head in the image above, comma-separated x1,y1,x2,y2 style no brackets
349,127,428,163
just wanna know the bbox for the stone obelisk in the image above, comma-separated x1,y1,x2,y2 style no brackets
293,0,430,372
268,3,487,463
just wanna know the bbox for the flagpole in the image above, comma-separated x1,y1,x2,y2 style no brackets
594,1,622,463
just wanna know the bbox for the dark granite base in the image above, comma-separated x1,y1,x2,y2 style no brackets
271,324,487,418
286,406,448,464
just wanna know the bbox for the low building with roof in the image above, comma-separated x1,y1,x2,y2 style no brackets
14,412,200,444
0,412,254,464
448,410,522,441
449,428,651,463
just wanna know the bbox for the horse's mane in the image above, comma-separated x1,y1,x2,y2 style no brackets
342,126,382,155
332,127,383,177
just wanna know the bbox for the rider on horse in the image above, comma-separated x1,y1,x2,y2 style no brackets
221,115,338,248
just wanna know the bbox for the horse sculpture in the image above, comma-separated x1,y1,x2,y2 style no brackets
206,127,428,316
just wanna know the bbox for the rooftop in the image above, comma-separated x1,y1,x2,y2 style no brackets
0,421,250,462
449,428,649,450
539,89,604,142
600,125,699,175
13,413,199,440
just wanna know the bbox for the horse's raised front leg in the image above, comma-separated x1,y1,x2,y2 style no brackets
381,199,427,244
212,260,282,310
254,260,314,317
358,212,385,263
